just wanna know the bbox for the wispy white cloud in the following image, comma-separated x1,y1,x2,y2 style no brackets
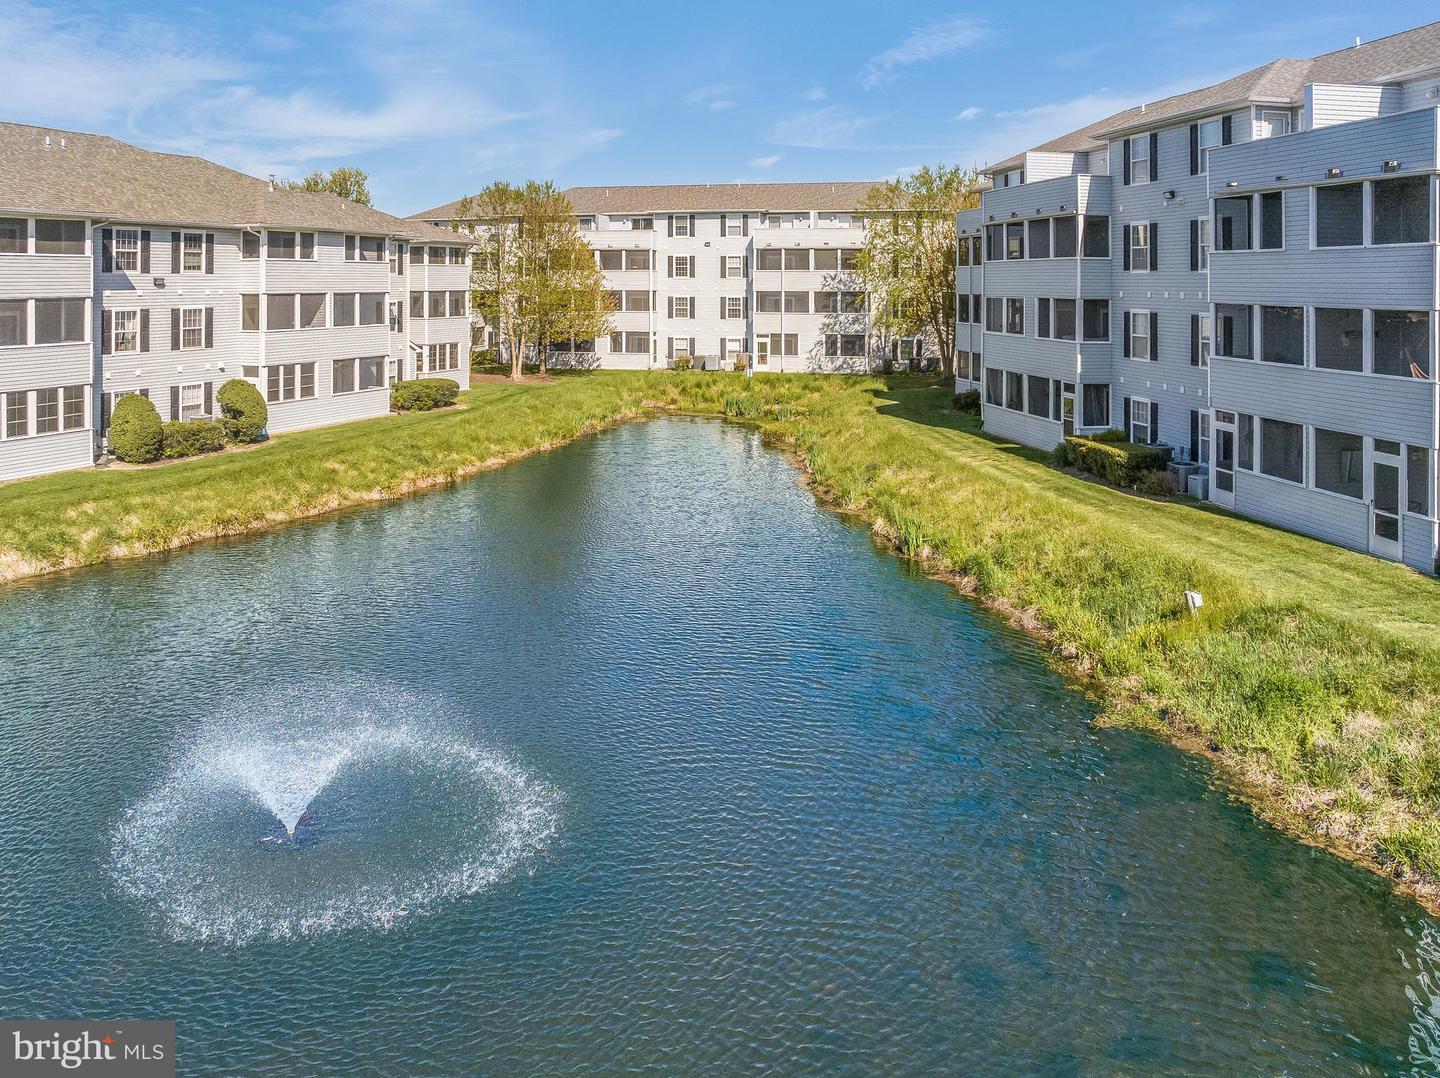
802,86,827,101
955,106,983,121
862,15,990,90
767,106,878,150
749,154,781,170
685,83,740,111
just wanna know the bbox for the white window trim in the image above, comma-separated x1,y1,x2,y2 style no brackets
1130,395,1152,443
180,230,205,273
1129,222,1151,273
113,227,140,272
1197,117,1222,175
1129,310,1152,361
1309,175,1435,252
179,305,205,350
178,381,205,421
112,308,139,353
1128,135,1151,186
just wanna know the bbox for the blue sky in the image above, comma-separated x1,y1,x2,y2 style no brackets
2,0,1437,216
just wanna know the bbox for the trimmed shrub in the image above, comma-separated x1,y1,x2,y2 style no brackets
1063,435,1172,488
952,388,981,414
1090,427,1127,443
471,347,495,371
217,378,267,444
108,393,163,463
391,378,460,412
161,419,227,460
1133,469,1178,497
672,356,693,371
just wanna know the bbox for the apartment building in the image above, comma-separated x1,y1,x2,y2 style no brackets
410,182,930,373
0,122,471,482
964,21,1440,573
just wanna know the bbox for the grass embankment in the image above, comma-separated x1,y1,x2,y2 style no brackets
5,371,1440,904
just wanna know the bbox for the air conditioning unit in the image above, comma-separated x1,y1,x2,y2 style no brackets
1167,461,1199,491
1187,472,1209,500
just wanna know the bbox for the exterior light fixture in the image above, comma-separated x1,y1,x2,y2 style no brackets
1382,160,1400,173
1326,167,1343,178
1225,180,1238,188
1162,189,1176,200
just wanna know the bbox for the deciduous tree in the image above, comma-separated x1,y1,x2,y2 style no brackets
282,166,372,206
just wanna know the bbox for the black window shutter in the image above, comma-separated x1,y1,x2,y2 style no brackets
719,213,726,235
170,308,180,350
205,233,214,273
667,296,673,318
1149,312,1159,360
1190,410,1200,462
1123,397,1132,440
1189,124,1199,175
689,215,696,235
204,307,214,348
100,392,111,433
743,255,749,276
743,296,749,317
102,227,113,272
1150,222,1159,270
741,214,749,237
1149,400,1159,440
140,308,150,352
719,255,727,278
1221,114,1233,145
1122,313,1131,357
171,231,181,273
345,235,356,260
1122,225,1131,271
689,337,695,355
719,297,726,319
1190,313,1200,365
139,388,149,399
1122,140,1131,185
140,230,150,274
667,255,673,278
204,381,213,415
667,215,674,237
667,337,673,360
1189,219,1199,271
169,385,180,419
1149,132,1159,181
101,309,111,355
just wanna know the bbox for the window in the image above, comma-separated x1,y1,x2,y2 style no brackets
358,293,385,326
625,250,650,271
333,358,356,394
267,294,296,331
0,300,25,346
1005,371,1023,411
814,291,838,313
1216,304,1252,359
1259,306,1303,365
1027,375,1050,418
1082,299,1109,342
624,290,651,313
839,249,859,271
956,294,969,324
1129,222,1150,272
971,294,981,324
1215,196,1251,251
825,334,866,357
672,255,693,278
180,307,204,349
267,231,297,259
724,296,744,319
241,294,260,332
1238,413,1254,470
1259,192,1284,250
1081,216,1109,258
725,216,744,237
34,298,85,343
1197,313,1212,366
1053,217,1077,258
985,297,1002,333
840,291,865,314
1260,418,1304,483
1316,182,1363,247
0,218,24,253
449,247,465,265
334,293,356,326
1082,384,1109,427
1197,217,1211,270
1006,222,1024,260
429,291,448,318
783,249,809,270
449,290,466,316
724,254,744,278
672,296,692,318
359,356,385,390
1196,410,1211,464
178,382,204,420
242,231,260,259
1373,175,1430,245
388,301,403,332
783,291,808,313
35,219,84,255
1131,397,1151,444
112,309,138,352
1197,118,1221,173
625,331,650,354
358,235,385,262
813,249,838,271
985,368,1003,406
1052,299,1076,341
1128,135,1150,184
182,232,204,271
298,293,326,329
756,291,782,313
767,333,799,356
113,228,140,271
631,217,654,231
756,249,782,271
1314,308,1362,371
1408,445,1430,515
1128,311,1151,360
6,392,27,437
409,291,425,319
1005,298,1023,335
62,385,84,431
599,250,622,271
1374,310,1430,378
1314,428,1364,498
34,387,59,434
1028,219,1051,259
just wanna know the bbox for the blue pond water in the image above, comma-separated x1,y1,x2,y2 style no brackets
3,417,1440,1074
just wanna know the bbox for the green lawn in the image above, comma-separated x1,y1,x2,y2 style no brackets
5,370,1440,899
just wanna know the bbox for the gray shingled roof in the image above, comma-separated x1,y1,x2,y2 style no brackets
0,121,466,244
410,181,885,223
987,20,1440,173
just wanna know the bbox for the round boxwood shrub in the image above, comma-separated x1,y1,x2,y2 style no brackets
108,393,163,463
391,378,460,413
161,419,228,460
217,378,267,444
